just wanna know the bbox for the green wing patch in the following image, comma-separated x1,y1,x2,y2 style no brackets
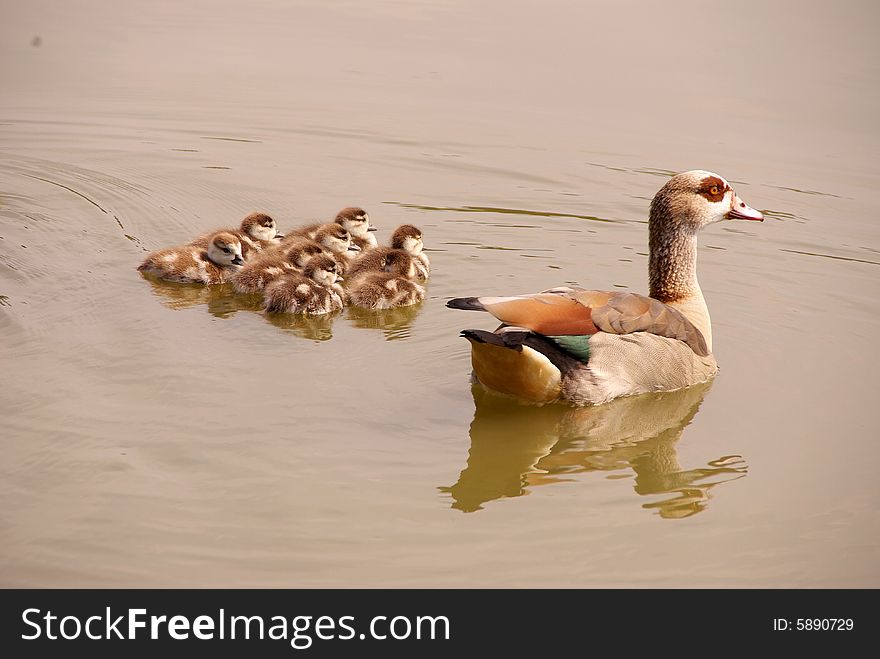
546,334,591,363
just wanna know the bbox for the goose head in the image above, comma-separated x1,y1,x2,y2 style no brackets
240,212,282,241
390,224,424,256
647,170,763,350
335,206,375,238
650,170,763,234
314,223,360,255
207,232,244,266
305,254,344,286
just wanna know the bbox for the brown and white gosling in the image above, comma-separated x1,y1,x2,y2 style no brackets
138,231,244,284
347,225,429,281
263,255,346,315
190,212,283,260
289,207,378,250
347,250,425,310
336,207,378,250
390,224,429,281
283,223,360,271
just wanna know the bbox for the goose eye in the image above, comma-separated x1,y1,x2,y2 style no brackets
710,186,719,196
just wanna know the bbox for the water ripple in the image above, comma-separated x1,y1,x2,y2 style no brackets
387,201,621,223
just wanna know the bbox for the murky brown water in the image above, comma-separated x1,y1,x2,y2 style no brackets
2,0,878,587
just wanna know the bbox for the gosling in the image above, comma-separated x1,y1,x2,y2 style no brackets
138,231,244,284
347,250,425,309
190,212,283,260
348,225,429,281
289,207,377,250
390,224,429,281
283,223,360,272
263,255,346,315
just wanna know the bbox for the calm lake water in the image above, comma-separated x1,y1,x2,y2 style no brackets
1,0,878,587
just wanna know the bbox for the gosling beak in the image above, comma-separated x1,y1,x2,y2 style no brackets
348,244,361,252
274,233,285,240
728,192,764,221
335,275,344,283
367,226,378,232
232,255,244,265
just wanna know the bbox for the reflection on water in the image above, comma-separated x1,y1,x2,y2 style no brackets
145,278,238,311
144,278,263,318
346,303,423,341
390,201,618,225
144,275,426,341
442,382,747,518
263,308,341,342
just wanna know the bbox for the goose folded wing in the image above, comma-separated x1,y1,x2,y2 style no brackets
474,289,709,357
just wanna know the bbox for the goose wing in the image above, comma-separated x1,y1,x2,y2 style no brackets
447,288,709,357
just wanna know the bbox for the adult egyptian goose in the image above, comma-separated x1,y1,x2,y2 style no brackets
446,170,763,406
137,231,244,284
190,212,283,260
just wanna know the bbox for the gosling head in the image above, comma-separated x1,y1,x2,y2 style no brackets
304,254,344,286
650,170,763,236
390,224,424,256
207,232,244,266
335,207,375,238
240,212,282,241
314,223,360,255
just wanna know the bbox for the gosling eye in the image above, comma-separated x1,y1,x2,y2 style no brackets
222,247,231,254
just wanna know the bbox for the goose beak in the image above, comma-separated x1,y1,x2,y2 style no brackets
728,192,764,221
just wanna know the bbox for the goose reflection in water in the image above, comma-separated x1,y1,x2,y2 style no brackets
441,381,747,518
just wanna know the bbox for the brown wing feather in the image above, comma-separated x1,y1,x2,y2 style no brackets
479,294,599,336
569,290,709,356
476,290,709,356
